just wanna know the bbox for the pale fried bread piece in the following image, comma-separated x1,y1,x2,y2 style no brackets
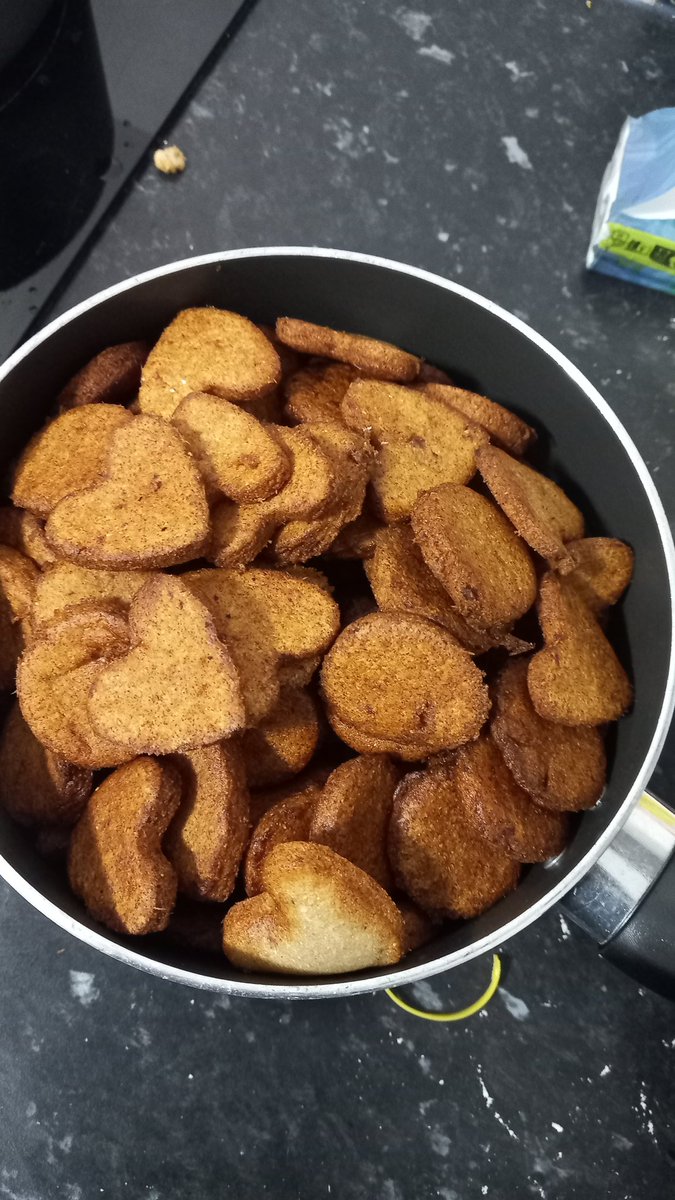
273,422,370,564
58,341,148,409
283,361,360,424
17,606,133,767
0,508,57,568
327,709,429,762
366,524,497,653
138,307,280,419
342,379,487,522
477,445,584,568
411,484,536,633
388,761,520,917
12,405,132,518
421,383,536,456
172,392,291,502
45,415,209,569
276,317,420,382
244,788,318,895
32,563,153,632
309,754,400,889
88,576,246,754
528,573,632,725
0,545,39,622
0,701,92,826
564,537,634,612
165,741,249,902
225,841,404,974
321,612,490,754
242,687,320,787
182,568,280,725
325,512,381,560
491,658,606,811
69,757,180,935
453,735,572,861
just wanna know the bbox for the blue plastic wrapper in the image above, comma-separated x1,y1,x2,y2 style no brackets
587,107,675,294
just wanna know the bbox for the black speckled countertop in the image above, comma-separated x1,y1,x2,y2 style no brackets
2,3,674,1198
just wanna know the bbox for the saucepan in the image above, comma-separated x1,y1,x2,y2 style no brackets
0,248,673,999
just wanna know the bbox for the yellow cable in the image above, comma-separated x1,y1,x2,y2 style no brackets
385,954,502,1022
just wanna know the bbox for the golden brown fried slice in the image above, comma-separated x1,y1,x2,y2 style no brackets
224,841,404,975
273,422,370,564
257,323,304,379
528,573,632,725
182,568,281,725
206,566,340,661
342,379,487,522
453,735,572,861
248,769,329,828
89,576,246,754
421,383,536,456
242,688,320,788
412,484,537,634
208,501,275,569
17,606,133,768
321,612,490,754
283,361,360,424
0,702,92,827
165,741,249,902
388,761,520,917
138,307,280,419
417,362,454,384
491,658,606,811
276,317,420,382
12,405,133,519
325,511,381,560
31,563,154,632
58,341,149,409
0,545,39,622
45,415,209,569
69,757,180,935
564,537,634,612
477,445,585,568
172,392,291,502
0,507,57,568
396,897,435,952
365,524,497,653
244,787,318,895
309,754,400,889
278,655,322,689
327,709,428,762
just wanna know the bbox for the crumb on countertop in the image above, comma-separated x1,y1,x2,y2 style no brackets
153,145,187,175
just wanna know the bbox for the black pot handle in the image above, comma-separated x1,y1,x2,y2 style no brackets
563,792,675,1000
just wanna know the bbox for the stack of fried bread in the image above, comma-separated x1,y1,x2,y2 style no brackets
0,308,633,975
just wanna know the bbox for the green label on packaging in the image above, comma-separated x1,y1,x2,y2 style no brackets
600,223,675,275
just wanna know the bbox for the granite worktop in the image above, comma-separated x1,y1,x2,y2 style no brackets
2,2,674,1197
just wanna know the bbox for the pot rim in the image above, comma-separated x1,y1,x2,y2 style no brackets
1,245,673,998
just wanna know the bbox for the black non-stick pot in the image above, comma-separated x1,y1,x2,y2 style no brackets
0,248,673,999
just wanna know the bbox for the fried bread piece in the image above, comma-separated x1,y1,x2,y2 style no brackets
0,545,39,623
172,392,291,502
453,735,572,861
342,379,487,521
283,361,360,424
17,606,132,767
69,757,180,934
213,566,340,661
528,573,632,725
321,612,490,754
31,563,153,632
58,341,148,409
325,511,381,560
388,761,520,917
276,317,420,382
242,688,320,788
309,754,400,889
12,405,133,518
421,383,536,456
396,897,435,952
165,741,249,901
477,445,584,568
327,709,429,762
564,537,634,613
411,484,537,633
88,576,246,754
0,701,92,826
0,507,57,568
491,658,606,811
244,786,318,895
138,307,280,419
225,841,404,974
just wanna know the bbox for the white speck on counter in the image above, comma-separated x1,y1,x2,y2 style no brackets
482,1187,489,1196
638,1082,658,1143
501,136,533,170
526,107,540,118
476,1065,519,1141
559,915,571,940
437,231,449,242
600,1065,611,1077
69,971,100,1007
499,989,530,1021
411,980,444,1011
504,61,534,81
551,1122,564,1133
392,9,433,42
418,1054,432,1075
418,44,455,65
429,1127,451,1157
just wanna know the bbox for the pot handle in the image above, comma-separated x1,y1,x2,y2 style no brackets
562,792,675,999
